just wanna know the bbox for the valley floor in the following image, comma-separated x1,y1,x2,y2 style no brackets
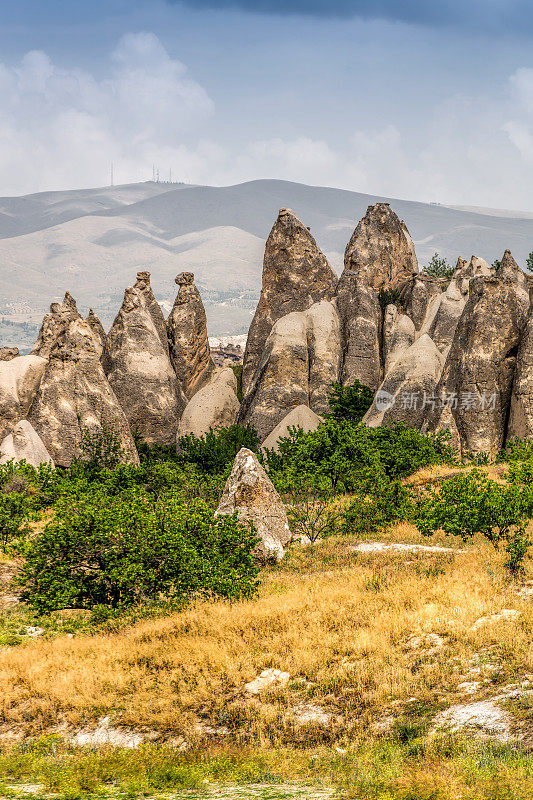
0,466,532,798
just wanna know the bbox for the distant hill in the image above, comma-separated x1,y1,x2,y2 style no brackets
2,178,533,349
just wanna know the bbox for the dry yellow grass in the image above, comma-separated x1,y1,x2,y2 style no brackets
0,531,530,743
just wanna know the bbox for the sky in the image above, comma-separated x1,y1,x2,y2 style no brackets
3,0,533,208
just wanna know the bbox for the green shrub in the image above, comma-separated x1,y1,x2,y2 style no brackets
341,471,413,536
265,420,456,495
416,469,532,574
0,491,31,550
378,287,401,310
18,490,259,612
281,474,339,544
327,380,374,423
76,424,127,474
498,437,533,464
422,252,454,280
177,424,260,474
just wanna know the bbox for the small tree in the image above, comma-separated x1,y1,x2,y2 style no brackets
526,252,533,273
416,469,532,575
491,259,501,271
422,253,454,280
327,380,374,423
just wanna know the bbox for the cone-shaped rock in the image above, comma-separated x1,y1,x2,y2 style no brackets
344,203,418,290
334,272,382,390
0,420,53,468
261,405,323,452
105,283,186,447
238,300,341,439
0,355,47,440
364,335,445,430
28,318,139,467
305,300,342,415
177,368,240,440
86,309,107,352
425,272,530,459
32,291,81,358
167,272,214,398
242,208,337,390
134,271,169,353
239,311,309,440
215,447,292,562
400,276,441,330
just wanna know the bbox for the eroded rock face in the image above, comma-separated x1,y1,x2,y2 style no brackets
420,256,496,355
134,271,169,353
177,368,240,440
400,276,441,331
239,300,341,439
242,208,337,390
86,309,107,356
167,272,214,398
305,300,342,415
28,319,139,467
215,447,292,562
344,203,418,290
32,292,81,358
508,303,533,440
364,335,444,430
334,272,382,390
0,420,53,468
383,305,416,374
106,283,186,447
426,268,530,459
261,404,323,452
0,348,19,362
239,311,309,440
0,355,47,440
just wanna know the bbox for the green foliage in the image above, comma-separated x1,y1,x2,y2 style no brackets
177,424,260,474
282,474,339,544
526,251,533,273
378,287,401,310
416,469,532,573
498,437,533,464
326,380,374,423
231,364,243,402
77,424,126,473
491,259,501,271
422,252,454,280
264,420,456,495
341,471,413,536
18,490,259,613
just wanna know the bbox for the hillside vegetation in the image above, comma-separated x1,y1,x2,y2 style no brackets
0,386,532,798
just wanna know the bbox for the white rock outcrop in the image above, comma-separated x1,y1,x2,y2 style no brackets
0,420,54,468
177,368,240,440
261,405,323,452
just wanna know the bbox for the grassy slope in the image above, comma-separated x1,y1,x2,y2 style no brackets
0,501,532,796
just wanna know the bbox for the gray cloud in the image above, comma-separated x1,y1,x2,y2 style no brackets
171,0,532,32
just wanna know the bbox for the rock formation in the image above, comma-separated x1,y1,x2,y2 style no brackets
364,335,444,430
28,318,139,467
86,309,107,356
242,208,337,390
32,291,81,358
0,355,47,440
400,276,442,330
261,405,323,452
239,311,309,440
177,368,240,440
134,271,169,353
0,347,19,361
425,264,529,459
239,300,341,439
305,300,342,415
0,420,53,468
215,447,292,562
508,303,533,440
167,272,214,397
383,305,416,374
344,203,418,290
334,272,382,390
105,282,186,447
